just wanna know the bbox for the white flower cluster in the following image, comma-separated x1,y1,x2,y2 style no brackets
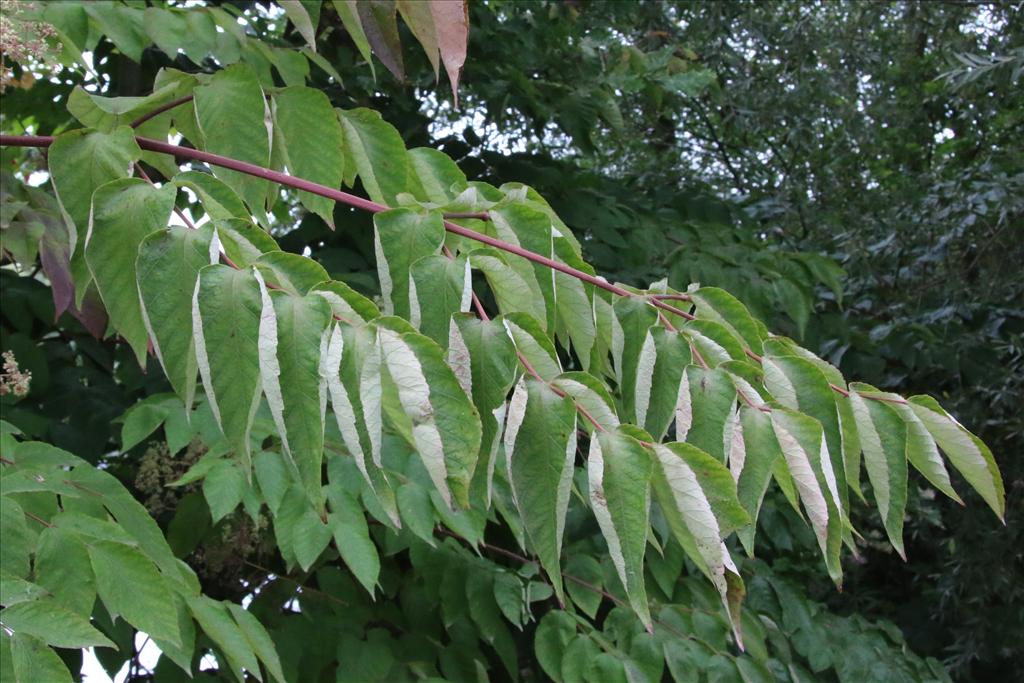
0,350,31,397
0,0,58,92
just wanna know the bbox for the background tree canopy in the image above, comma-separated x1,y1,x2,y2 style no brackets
0,1,1020,682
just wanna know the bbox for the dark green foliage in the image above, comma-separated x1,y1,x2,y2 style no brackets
1,1,1018,681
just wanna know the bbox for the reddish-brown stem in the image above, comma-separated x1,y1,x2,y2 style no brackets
689,341,711,370
829,383,851,397
442,211,490,221
0,133,882,405
652,293,693,303
24,510,53,527
0,135,699,322
130,94,196,128
736,386,772,413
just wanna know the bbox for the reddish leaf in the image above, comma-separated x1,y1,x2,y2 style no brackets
70,284,109,339
356,0,404,82
430,0,469,107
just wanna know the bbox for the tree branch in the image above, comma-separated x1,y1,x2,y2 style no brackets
0,133,890,404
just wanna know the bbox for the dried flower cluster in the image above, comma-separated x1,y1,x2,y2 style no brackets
0,350,31,396
193,512,269,588
134,439,205,516
0,0,58,92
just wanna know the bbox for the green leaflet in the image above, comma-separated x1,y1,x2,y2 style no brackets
47,126,141,304
551,371,620,434
255,274,333,507
761,353,849,522
193,64,270,215
490,203,556,330
89,539,181,647
682,319,747,366
186,595,263,681
733,406,783,556
771,408,844,586
535,610,578,682
144,598,195,667
193,264,263,469
226,603,287,683
588,427,653,629
215,219,280,268
887,400,962,504
642,328,691,440
377,317,482,509
254,450,290,517
502,378,578,602
675,365,737,461
326,483,380,596
501,312,563,381
650,441,747,647
267,45,310,88
272,86,345,227
470,247,547,323
275,483,332,570
449,315,519,504
146,8,215,65
86,178,176,365
408,147,468,204
635,327,664,436
137,223,216,408
83,3,146,62
0,577,48,607
33,527,96,617
254,250,330,296
908,395,1005,520
848,384,909,558
332,1,375,79
203,458,247,522
338,108,410,205
611,297,658,424
8,634,74,683
500,182,583,255
279,0,319,50
373,208,446,318
764,338,864,500
48,126,142,241
174,171,250,222
554,264,597,370
311,280,380,322
324,323,399,525
690,286,766,355
0,496,32,579
409,254,471,346
0,598,114,649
